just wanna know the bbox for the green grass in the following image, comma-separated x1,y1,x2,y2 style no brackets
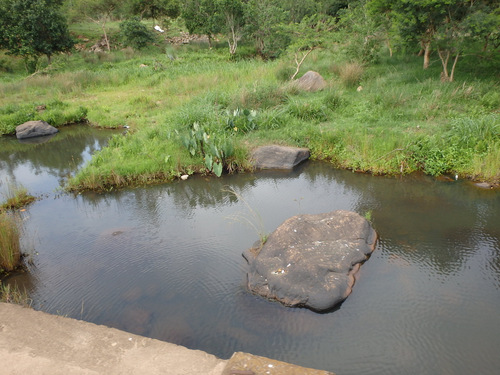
0,212,21,273
0,281,32,307
1,184,36,211
1,27,499,191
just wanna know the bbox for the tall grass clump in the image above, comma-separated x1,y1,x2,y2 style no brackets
234,82,290,109
336,62,364,87
0,212,21,273
0,281,32,307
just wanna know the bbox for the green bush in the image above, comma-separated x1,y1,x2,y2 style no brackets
119,18,156,50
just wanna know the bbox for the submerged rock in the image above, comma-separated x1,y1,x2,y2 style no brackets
242,210,377,312
251,145,310,170
16,120,58,139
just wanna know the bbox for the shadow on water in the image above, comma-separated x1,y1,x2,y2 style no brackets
1,127,500,375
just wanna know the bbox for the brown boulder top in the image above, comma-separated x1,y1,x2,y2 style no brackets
243,210,377,312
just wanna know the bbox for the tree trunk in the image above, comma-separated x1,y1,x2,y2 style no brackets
102,22,110,52
228,24,237,55
483,34,490,52
386,39,393,57
437,48,459,83
449,52,460,82
423,42,431,69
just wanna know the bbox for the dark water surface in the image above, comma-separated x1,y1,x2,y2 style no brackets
1,127,499,375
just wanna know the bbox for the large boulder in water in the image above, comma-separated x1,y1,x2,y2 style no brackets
251,145,310,170
242,210,377,312
16,120,58,139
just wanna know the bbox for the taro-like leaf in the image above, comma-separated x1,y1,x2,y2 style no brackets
205,154,213,170
213,162,223,177
210,144,220,159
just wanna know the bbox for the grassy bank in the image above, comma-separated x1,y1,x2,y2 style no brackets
1,27,499,190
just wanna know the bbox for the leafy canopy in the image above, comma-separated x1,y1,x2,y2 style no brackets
0,0,74,72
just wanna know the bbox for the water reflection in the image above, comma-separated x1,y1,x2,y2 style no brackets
1,128,500,375
0,125,118,195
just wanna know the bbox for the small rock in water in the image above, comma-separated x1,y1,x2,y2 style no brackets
180,175,189,180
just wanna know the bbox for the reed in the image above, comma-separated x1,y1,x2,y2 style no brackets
0,212,21,273
0,281,32,307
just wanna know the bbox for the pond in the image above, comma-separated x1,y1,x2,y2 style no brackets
1,126,499,375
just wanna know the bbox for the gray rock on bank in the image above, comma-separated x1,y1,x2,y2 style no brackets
243,210,377,312
16,120,58,139
251,145,310,170
294,71,327,92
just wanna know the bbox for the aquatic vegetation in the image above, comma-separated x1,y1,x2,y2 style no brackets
0,212,21,273
0,281,32,307
224,187,267,247
1,184,36,211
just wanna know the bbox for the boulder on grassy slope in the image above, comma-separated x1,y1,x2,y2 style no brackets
294,71,327,92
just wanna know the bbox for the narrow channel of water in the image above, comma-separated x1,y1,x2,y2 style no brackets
1,126,499,375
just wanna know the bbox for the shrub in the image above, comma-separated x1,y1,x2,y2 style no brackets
275,64,295,82
119,18,156,50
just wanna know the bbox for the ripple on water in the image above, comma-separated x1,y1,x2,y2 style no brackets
2,133,500,375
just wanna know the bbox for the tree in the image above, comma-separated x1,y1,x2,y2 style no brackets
182,0,245,54
120,17,156,49
216,0,245,55
462,1,500,52
126,0,180,24
181,0,222,48
287,14,335,79
282,0,318,23
367,0,500,81
244,0,290,59
73,0,120,52
0,0,74,72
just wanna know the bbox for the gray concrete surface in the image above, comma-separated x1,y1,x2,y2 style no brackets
0,302,334,375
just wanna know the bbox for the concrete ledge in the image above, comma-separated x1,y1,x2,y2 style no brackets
223,352,334,375
0,302,334,375
0,302,225,375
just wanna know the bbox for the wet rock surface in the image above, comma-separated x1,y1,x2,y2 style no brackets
251,145,310,170
243,210,377,312
16,120,58,139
